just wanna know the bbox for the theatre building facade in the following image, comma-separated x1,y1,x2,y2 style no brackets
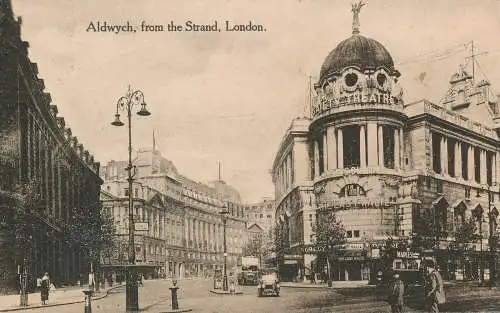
272,11,500,282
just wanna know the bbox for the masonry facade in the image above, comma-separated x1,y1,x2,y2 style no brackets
0,1,102,290
272,15,500,282
100,148,247,279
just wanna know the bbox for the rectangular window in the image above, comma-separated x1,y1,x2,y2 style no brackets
124,188,129,197
318,137,325,175
346,230,352,238
432,133,442,173
354,230,360,238
343,126,361,168
461,143,469,180
436,180,443,193
383,126,395,169
447,138,455,177
487,151,493,185
474,147,481,183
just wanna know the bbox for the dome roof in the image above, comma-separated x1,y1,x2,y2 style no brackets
319,34,398,83
207,180,242,203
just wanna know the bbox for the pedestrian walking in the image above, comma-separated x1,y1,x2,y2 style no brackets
40,272,50,305
423,260,446,313
387,272,405,313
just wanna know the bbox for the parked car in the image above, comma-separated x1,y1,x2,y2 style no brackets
257,269,280,297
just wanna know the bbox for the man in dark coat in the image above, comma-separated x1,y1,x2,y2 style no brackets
423,260,445,313
388,271,405,313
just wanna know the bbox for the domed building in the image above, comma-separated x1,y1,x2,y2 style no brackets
272,4,500,283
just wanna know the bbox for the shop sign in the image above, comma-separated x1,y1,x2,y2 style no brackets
336,256,365,261
284,254,302,260
371,248,380,259
284,260,298,265
301,245,327,254
345,243,364,250
396,251,420,259
134,222,149,231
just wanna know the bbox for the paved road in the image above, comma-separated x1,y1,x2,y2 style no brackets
12,279,500,313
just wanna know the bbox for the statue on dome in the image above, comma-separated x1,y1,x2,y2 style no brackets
392,77,404,104
351,1,366,34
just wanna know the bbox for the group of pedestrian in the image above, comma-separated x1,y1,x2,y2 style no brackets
387,260,446,313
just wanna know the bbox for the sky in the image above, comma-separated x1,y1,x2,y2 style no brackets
11,0,500,203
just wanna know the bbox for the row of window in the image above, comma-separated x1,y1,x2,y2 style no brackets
431,133,494,184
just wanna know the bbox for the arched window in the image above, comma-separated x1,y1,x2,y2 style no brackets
339,184,366,197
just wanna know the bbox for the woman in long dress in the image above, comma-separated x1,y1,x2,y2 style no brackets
40,272,50,305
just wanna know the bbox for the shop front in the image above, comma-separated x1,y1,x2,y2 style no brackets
332,249,369,281
278,254,302,282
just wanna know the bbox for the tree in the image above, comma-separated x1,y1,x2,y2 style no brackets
418,208,441,249
0,181,39,293
64,203,116,289
449,216,479,280
312,209,346,282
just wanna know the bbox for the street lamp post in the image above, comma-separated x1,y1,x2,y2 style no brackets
111,86,151,313
220,204,229,292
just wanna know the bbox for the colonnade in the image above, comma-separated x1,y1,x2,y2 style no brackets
314,122,404,177
436,135,499,185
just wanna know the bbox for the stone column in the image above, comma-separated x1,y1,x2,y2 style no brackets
378,125,384,167
337,128,344,169
327,127,337,170
323,131,328,171
455,141,462,179
480,150,487,184
399,128,404,168
314,140,319,178
441,136,448,175
394,128,400,169
367,123,378,166
360,125,366,168
468,146,475,182
495,152,500,185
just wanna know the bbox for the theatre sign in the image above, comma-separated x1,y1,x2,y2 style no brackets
311,89,403,118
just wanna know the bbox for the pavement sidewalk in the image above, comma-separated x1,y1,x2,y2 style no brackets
0,284,122,312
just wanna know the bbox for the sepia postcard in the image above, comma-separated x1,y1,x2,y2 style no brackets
1,0,500,312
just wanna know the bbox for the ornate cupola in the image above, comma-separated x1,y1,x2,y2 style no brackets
310,1,404,121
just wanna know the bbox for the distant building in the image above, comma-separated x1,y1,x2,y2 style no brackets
100,148,247,278
272,6,500,282
0,1,101,289
245,198,275,235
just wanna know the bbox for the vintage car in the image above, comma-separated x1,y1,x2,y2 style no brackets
257,269,280,297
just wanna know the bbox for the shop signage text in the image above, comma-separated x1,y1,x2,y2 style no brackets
396,251,420,259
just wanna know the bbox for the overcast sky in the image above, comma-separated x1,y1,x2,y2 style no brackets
11,0,500,203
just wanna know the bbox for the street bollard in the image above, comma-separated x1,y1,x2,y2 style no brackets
83,289,94,313
169,279,179,310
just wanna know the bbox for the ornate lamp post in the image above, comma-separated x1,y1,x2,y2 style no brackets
111,86,151,313
220,203,229,291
